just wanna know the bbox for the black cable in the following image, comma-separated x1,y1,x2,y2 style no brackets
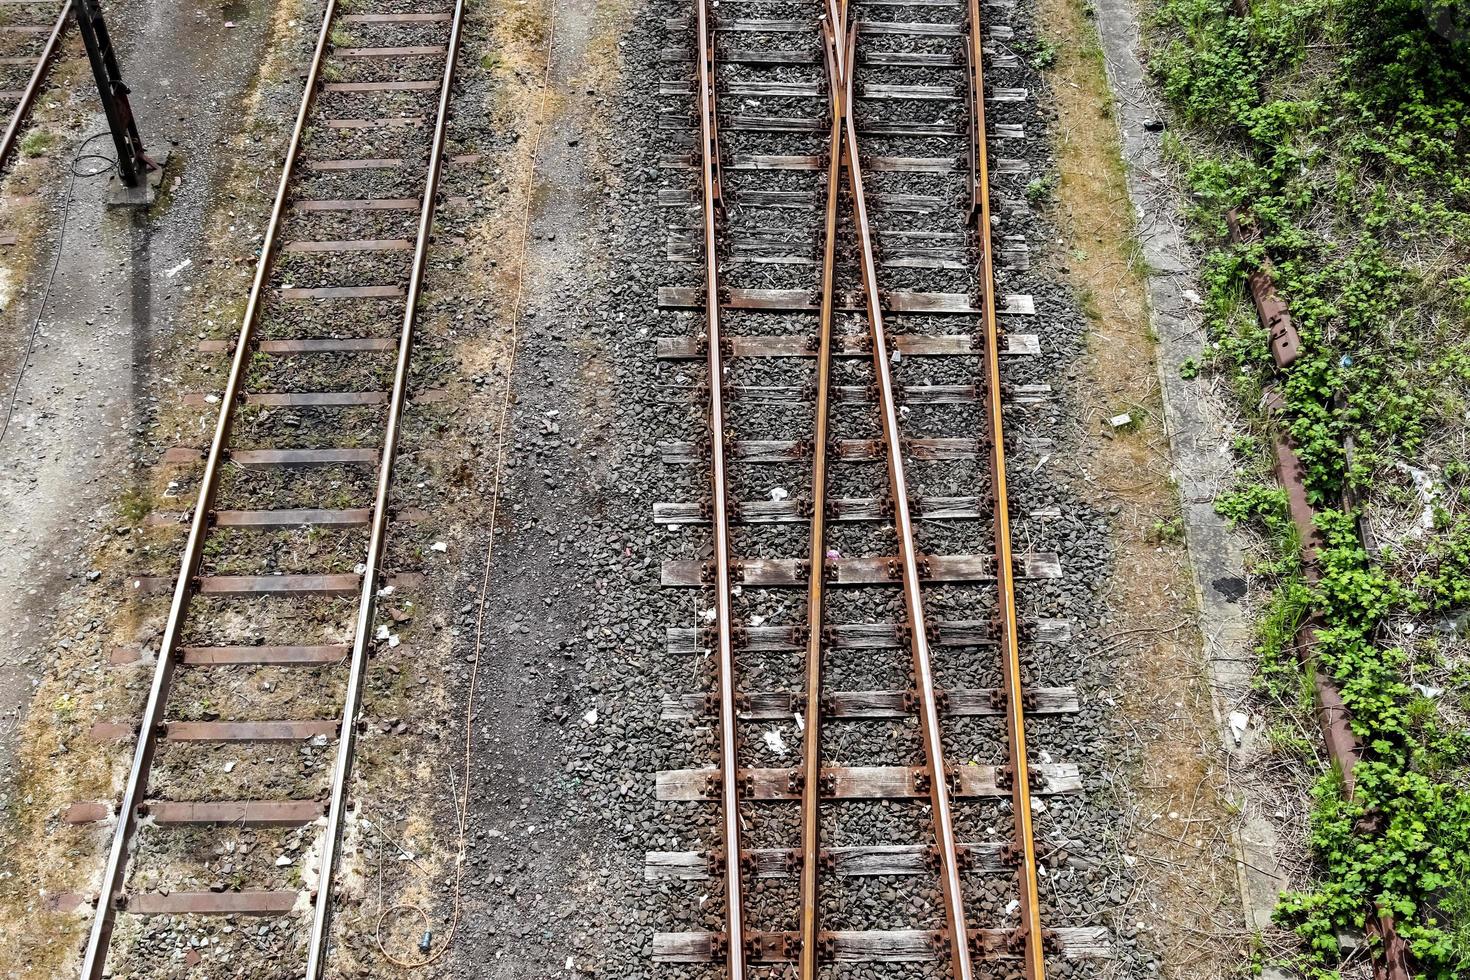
0,130,119,446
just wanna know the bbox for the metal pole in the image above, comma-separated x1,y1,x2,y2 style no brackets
73,0,149,186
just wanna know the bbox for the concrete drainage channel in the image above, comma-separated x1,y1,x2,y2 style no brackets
0,0,1349,976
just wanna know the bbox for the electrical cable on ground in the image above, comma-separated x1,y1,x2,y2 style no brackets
0,130,119,446
372,7,559,970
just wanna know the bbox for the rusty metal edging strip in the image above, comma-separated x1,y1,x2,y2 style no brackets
77,2,341,976
303,0,466,974
0,0,69,172
694,0,748,972
829,8,975,978
797,6,847,975
967,0,1044,971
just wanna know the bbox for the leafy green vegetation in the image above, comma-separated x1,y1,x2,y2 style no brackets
1147,0,1470,974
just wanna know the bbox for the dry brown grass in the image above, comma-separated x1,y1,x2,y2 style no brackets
1037,0,1254,974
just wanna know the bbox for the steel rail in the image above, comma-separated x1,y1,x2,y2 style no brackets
78,2,341,975
303,0,465,973
796,5,847,974
0,0,70,172
694,0,747,971
965,0,1045,972
825,6,975,977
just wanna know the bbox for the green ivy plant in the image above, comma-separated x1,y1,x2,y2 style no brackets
1149,0,1470,973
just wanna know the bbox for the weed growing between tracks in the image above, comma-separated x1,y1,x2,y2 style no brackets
1146,0,1470,973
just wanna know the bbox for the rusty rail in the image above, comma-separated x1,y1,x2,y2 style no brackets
967,0,1044,968
692,0,747,971
78,3,341,973
1230,215,1410,980
0,0,70,172
304,0,465,972
80,0,465,974
796,4,846,974
822,4,976,976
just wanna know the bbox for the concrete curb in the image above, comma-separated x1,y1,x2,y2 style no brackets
1090,0,1291,941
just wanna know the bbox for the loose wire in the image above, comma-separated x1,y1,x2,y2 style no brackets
373,7,559,970
0,130,120,446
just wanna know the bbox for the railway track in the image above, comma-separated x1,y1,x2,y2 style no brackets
73,0,464,975
647,0,1111,973
0,0,69,170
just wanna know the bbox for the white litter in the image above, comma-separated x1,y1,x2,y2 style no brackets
276,855,292,867
1412,682,1444,699
166,259,193,279
430,541,448,553
762,729,788,756
1228,710,1250,746
583,707,599,726
1182,288,1202,306
375,624,390,641
1109,413,1132,429
1394,461,1440,532
768,486,789,502
204,394,220,404
222,760,237,774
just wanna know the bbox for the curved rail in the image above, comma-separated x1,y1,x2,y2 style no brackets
966,0,1046,971
693,0,748,971
796,2,845,973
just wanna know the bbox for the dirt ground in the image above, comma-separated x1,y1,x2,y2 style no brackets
0,0,275,808
1037,0,1253,973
